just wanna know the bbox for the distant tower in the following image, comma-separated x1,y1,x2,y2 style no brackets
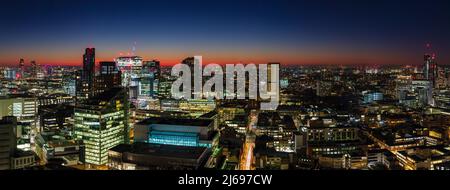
141,60,161,98
83,48,95,85
19,58,24,68
76,48,96,100
181,57,198,99
30,60,37,78
423,43,437,87
19,58,25,78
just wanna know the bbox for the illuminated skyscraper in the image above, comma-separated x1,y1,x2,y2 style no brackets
423,44,438,87
137,60,161,109
140,60,160,98
0,97,38,128
115,56,143,101
30,60,37,78
73,87,129,165
3,68,17,80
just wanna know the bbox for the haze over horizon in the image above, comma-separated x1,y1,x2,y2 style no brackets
1,0,450,67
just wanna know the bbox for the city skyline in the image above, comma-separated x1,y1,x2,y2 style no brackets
1,0,450,66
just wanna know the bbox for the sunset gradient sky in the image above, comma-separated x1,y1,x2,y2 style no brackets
1,0,450,66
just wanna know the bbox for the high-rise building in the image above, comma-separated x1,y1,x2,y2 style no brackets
30,60,37,78
158,78,175,99
137,60,161,109
19,58,25,78
39,104,73,132
423,45,438,87
62,73,77,96
0,116,17,170
73,87,129,165
140,60,160,98
76,48,96,101
95,61,121,94
0,97,38,128
83,48,95,85
181,57,197,99
100,61,117,75
115,56,143,101
398,80,433,108
3,68,17,80
19,58,24,68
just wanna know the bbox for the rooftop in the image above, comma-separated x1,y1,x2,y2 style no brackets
81,87,125,106
137,117,213,127
110,142,208,160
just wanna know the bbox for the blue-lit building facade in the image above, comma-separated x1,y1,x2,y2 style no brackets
134,118,218,148
362,91,384,104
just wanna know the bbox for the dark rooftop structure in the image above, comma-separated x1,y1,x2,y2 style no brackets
110,142,208,160
79,87,126,107
136,117,213,127
108,142,211,170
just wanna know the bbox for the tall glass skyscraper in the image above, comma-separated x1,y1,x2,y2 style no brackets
423,45,438,88
140,60,160,98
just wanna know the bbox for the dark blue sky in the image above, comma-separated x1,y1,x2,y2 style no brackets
1,0,450,66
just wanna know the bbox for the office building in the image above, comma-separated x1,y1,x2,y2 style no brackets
0,116,17,170
0,97,38,127
140,60,160,98
396,146,450,170
256,112,296,152
10,150,36,169
115,56,143,100
362,91,383,104
3,68,17,80
39,104,73,132
35,132,84,165
134,117,218,148
76,48,96,100
108,142,210,170
62,74,77,96
423,52,438,87
18,58,25,78
95,61,121,94
73,87,129,165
